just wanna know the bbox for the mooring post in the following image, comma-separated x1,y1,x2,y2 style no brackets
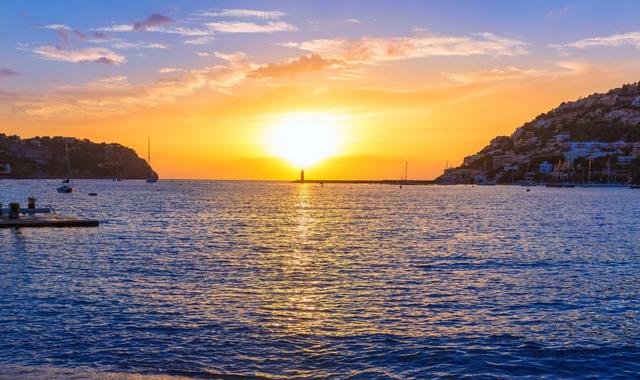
9,203,20,219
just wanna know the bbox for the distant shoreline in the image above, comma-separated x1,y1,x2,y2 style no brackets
2,179,638,186
0,178,439,183
291,179,437,185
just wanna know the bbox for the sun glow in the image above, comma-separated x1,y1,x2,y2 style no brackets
266,112,342,168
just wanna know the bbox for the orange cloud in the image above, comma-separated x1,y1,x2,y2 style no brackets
248,54,343,78
298,33,529,63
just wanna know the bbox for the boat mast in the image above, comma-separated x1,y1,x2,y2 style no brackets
405,161,408,181
65,141,72,182
147,136,151,177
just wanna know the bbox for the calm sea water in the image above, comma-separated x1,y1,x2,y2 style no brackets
1,180,639,379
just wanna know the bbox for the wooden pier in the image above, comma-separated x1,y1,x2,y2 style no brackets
0,213,99,228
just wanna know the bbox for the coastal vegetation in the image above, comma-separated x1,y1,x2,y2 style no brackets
0,134,156,179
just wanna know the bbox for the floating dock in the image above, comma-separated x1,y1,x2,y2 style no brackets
0,213,99,228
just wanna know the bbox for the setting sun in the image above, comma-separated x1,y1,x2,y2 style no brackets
266,113,342,168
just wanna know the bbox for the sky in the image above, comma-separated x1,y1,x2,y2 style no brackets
2,0,640,180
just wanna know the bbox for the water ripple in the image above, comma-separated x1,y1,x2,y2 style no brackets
1,181,640,378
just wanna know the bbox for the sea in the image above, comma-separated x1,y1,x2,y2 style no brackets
0,180,639,379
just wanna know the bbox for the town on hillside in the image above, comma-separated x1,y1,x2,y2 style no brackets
438,82,640,185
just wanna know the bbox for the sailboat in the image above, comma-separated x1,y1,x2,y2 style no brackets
57,141,74,193
478,159,496,186
146,136,157,183
399,161,408,188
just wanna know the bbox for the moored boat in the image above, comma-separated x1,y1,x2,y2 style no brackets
57,142,75,193
146,136,158,183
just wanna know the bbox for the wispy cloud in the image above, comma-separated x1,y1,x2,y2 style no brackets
91,32,110,41
97,13,183,34
307,18,364,31
277,41,300,48
40,23,89,45
5,57,258,118
214,51,249,65
150,26,211,36
206,21,297,33
442,66,547,84
0,68,20,76
183,36,215,45
552,60,590,74
133,13,174,31
328,67,367,81
158,67,182,73
38,22,170,51
547,3,576,17
196,51,211,57
298,33,529,63
97,23,211,38
96,24,134,32
442,61,589,84
40,23,113,45
41,24,71,30
197,9,285,19
111,40,168,49
249,54,343,79
550,31,640,49
30,45,126,65
85,75,129,88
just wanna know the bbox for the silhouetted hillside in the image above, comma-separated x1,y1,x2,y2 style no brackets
0,134,157,179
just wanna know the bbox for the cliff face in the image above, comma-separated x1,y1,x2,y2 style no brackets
439,81,640,184
0,134,158,179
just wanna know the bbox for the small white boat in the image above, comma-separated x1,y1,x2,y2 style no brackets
57,142,75,193
57,182,74,193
